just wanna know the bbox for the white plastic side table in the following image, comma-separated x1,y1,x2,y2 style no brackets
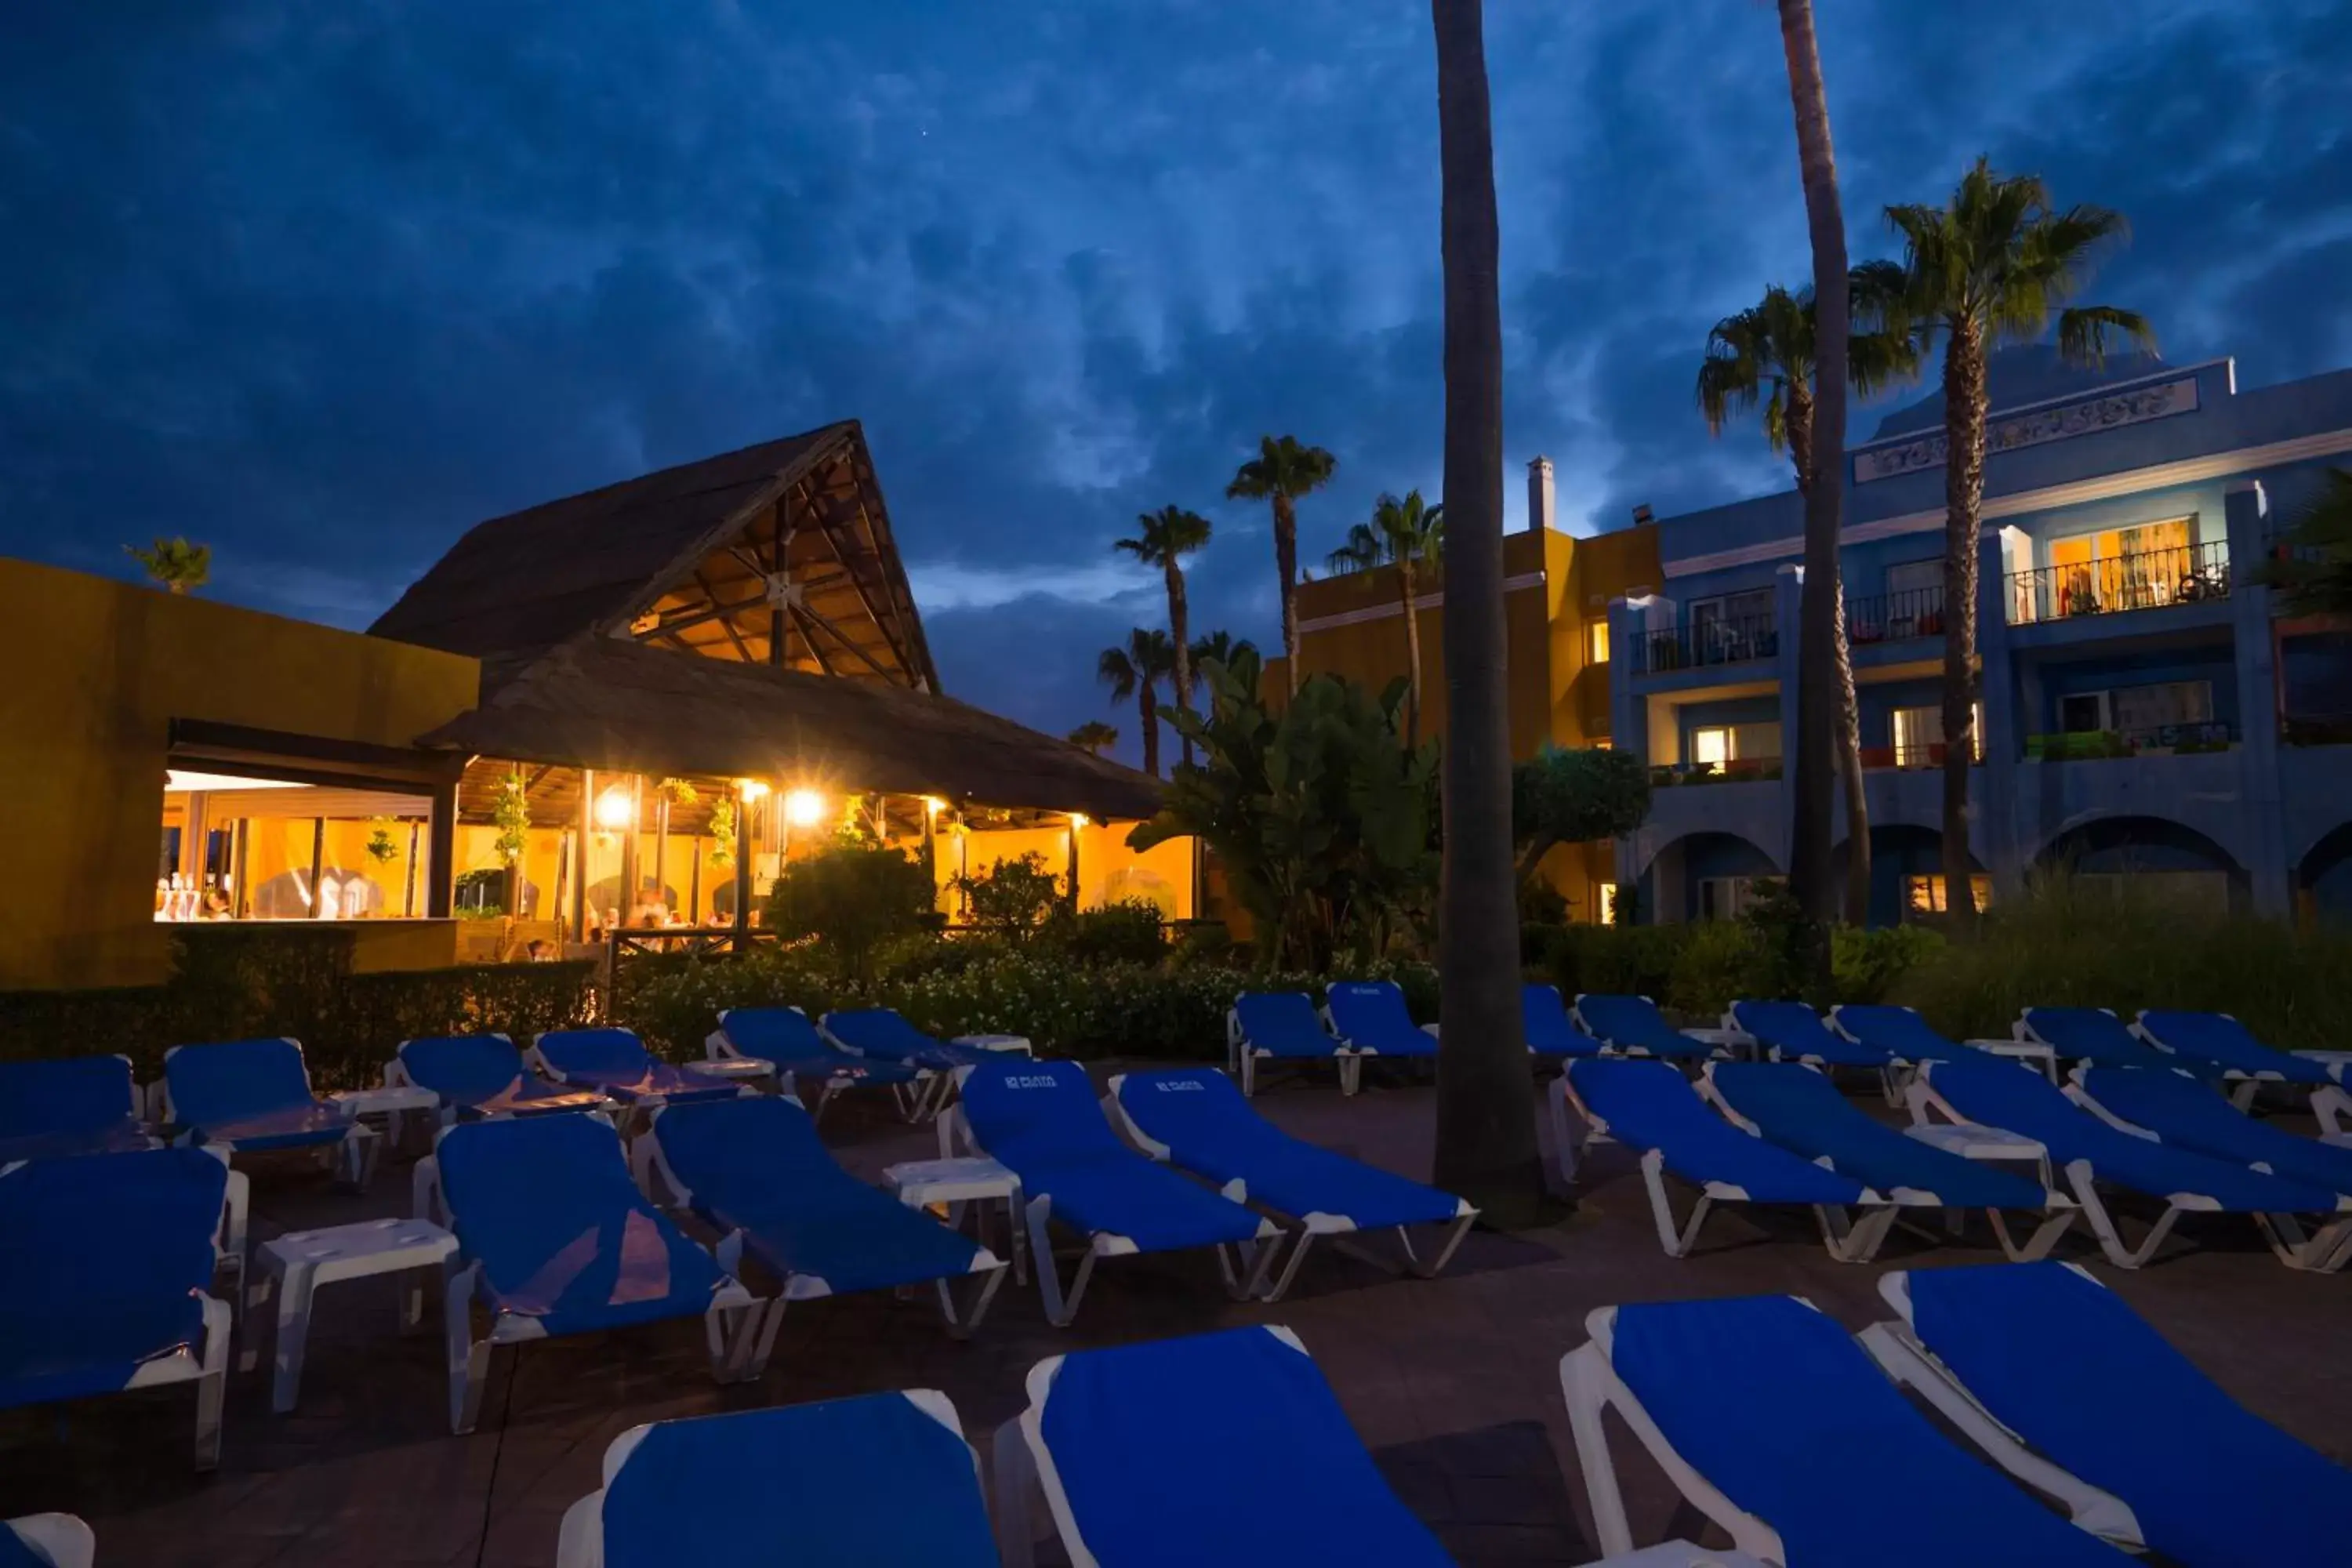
1576,1546,1769,1568
1907,1121,2053,1188
249,1217,459,1412
331,1083,441,1151
1964,1039,2059,1083
886,1155,1026,1283
684,1056,774,1082
954,1033,1035,1057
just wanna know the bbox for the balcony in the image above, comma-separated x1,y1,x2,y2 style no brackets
1650,756,1784,787
2005,541,2230,625
1846,585,1946,646
2023,721,2239,760
1635,614,1778,674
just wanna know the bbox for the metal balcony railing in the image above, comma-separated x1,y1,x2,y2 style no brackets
2023,721,2239,760
1635,614,1778,673
2005,541,2230,624
1845,585,1946,645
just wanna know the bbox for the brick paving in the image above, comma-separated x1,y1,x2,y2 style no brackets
5,1069,2347,1566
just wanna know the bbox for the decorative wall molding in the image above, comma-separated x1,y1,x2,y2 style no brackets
1298,571,1544,633
1855,376,2201,484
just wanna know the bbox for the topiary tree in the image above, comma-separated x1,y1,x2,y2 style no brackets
1512,745,1651,887
762,844,935,982
951,852,1067,936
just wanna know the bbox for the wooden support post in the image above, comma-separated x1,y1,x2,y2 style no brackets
307,817,326,920
231,818,250,918
619,775,642,926
653,792,670,918
1067,816,1082,910
405,821,421,916
574,768,595,942
688,835,702,924
426,784,456,920
731,798,753,946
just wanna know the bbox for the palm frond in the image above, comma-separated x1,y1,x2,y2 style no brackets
2056,304,2157,368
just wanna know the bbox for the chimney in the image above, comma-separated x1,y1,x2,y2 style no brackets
1526,456,1555,534
1632,503,1654,527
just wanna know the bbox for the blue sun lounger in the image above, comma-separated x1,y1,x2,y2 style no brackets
2071,1065,2352,1203
1229,990,1357,1095
706,1005,923,1120
162,1037,376,1185
1829,1003,1991,1065
2132,1009,2337,1097
1701,1061,2076,1260
1560,1293,2131,1565
949,1058,1277,1325
996,1326,1451,1568
1554,1058,1894,1260
1523,982,1602,1058
1109,1068,1475,1298
1323,982,1440,1080
1,1148,238,1469
1913,1057,2350,1270
2,1515,93,1568
821,1007,1012,1069
636,1097,1005,1370
556,1391,997,1568
528,1027,745,1114
1573,994,1718,1062
389,1033,607,1124
1727,1000,1892,1070
419,1113,760,1432
0,1056,156,1163
2017,1007,2198,1073
1863,1261,2352,1566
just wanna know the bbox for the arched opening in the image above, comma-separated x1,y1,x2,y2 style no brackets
2296,822,2352,930
1639,830,1780,924
1834,825,1987,927
2034,815,2249,913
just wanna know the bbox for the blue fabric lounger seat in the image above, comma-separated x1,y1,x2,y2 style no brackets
1915,1057,2349,1270
639,1097,1004,1369
2073,1066,2352,1202
1573,994,1717,1062
1864,1261,2352,1567
2019,1007,2198,1073
528,1027,742,1109
706,1006,922,1119
423,1113,760,1433
1000,1325,1451,1568
1323,981,1439,1062
2132,1009,2336,1087
1523,983,1602,1058
1555,1058,1893,1261
0,1148,235,1470
0,1056,155,1163
2,1514,94,1568
1111,1068,1475,1298
392,1034,606,1122
1227,990,1354,1095
556,1391,997,1568
1703,1062,2076,1261
1728,1000,1892,1070
1559,1293,2132,1566
1828,1004,1994,1065
953,1058,1278,1325
821,1007,998,1071
163,1037,374,1182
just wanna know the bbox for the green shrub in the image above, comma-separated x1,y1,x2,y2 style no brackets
1832,923,1945,1004
1662,920,1766,1017
950,852,1066,935
763,844,936,979
1534,923,1690,1000
618,947,847,1058
1038,900,1168,967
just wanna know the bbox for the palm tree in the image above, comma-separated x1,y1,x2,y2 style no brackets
1226,434,1337,695
1697,267,1917,924
2257,468,2352,615
1067,720,1120,757
1431,0,1536,1216
1097,628,1175,779
1888,158,2153,917
1188,630,1258,684
1116,506,1214,765
1327,492,1446,746
125,536,211,595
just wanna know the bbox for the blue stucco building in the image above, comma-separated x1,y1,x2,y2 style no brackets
1605,348,2352,927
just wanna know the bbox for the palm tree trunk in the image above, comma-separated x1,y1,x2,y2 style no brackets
1398,558,1425,748
1138,684,1161,779
1167,560,1194,768
1777,0,1849,943
1834,583,1871,923
1275,494,1301,695
1431,0,1537,1217
1940,317,1988,923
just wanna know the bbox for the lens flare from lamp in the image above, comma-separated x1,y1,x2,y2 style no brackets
784,789,826,827
734,778,771,801
922,795,946,815
1069,812,1089,828
593,787,635,831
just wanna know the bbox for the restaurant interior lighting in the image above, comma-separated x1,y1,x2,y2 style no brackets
784,789,826,827
593,787,635,831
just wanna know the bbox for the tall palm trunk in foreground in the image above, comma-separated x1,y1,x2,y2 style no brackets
1430,0,1537,1213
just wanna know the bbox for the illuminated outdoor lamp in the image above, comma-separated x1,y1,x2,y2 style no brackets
1069,811,1089,828
593,786,635,831
784,789,826,828
922,795,946,815
734,778,770,800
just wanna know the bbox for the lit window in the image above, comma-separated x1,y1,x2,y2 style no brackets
1892,702,1984,767
1596,883,1618,924
1904,875,1990,915
1698,876,1758,920
1586,619,1610,664
1690,727,1731,770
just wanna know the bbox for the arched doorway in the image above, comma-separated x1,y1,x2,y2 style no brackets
1834,824,1987,927
2297,822,2352,929
2034,815,2249,913
1639,831,1780,924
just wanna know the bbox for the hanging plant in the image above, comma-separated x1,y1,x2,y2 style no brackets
658,777,700,807
492,771,531,866
364,817,401,865
708,797,737,869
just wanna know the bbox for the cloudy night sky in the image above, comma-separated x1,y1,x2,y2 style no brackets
5,1,2348,765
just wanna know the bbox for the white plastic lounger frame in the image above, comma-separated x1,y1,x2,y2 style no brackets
1104,1074,1476,1302
940,1096,1280,1327
811,1018,955,1121
1226,1003,1362,1098
413,1148,764,1435
630,1111,1005,1374
554,1389,980,1568
1909,1070,2352,1272
1559,1305,1791,1563
3,1515,96,1568
1548,1076,1897,1263
2317,1084,2352,1148
160,1042,380,1189
1695,1067,2076,1263
1855,1265,2144,1552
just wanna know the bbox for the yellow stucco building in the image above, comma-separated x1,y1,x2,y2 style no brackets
1266,459,1661,921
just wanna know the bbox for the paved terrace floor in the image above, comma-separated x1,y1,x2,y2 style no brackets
6,1068,2348,1566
